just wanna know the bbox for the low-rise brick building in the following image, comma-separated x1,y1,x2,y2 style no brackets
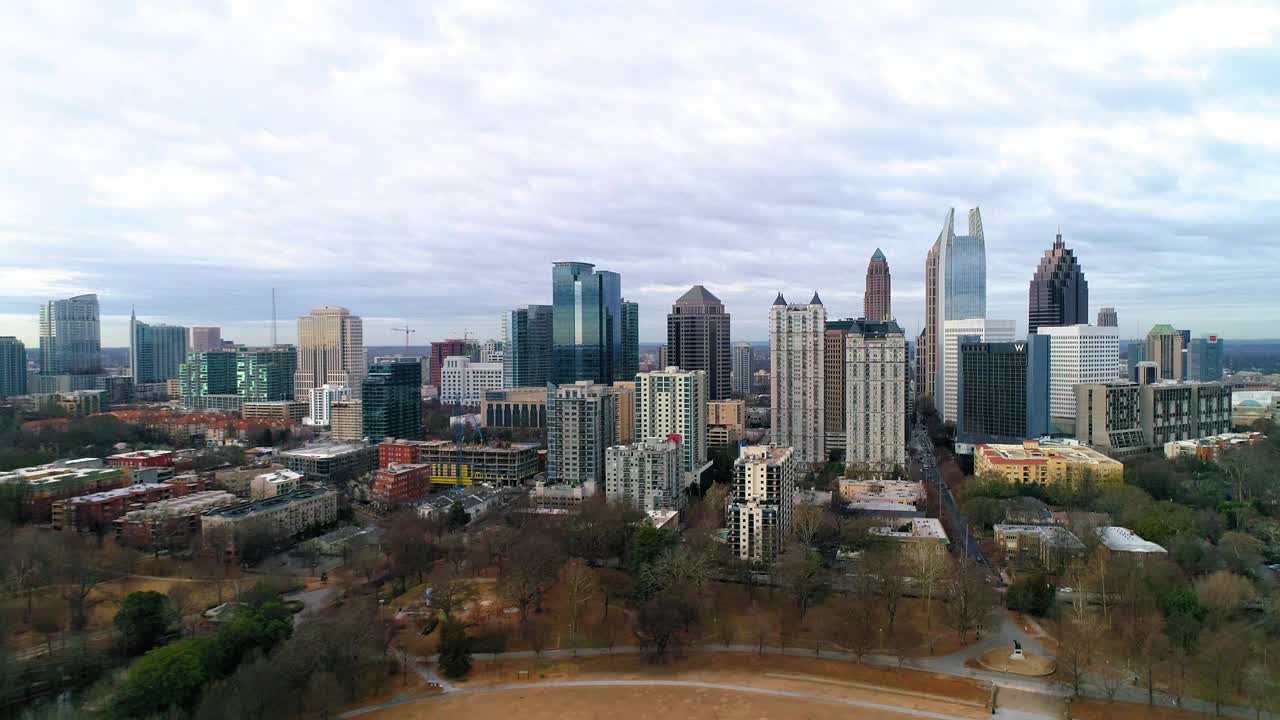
54,482,174,532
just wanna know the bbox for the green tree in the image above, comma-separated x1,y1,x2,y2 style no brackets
626,524,677,572
437,618,472,678
110,639,212,718
1005,574,1056,616
114,590,177,657
447,501,470,530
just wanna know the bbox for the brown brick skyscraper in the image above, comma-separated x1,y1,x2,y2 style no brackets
864,248,891,322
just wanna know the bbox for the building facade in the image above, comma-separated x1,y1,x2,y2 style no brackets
666,286,731,400
620,299,640,382
1188,335,1224,382
129,311,189,384
1145,324,1184,383
0,337,26,397
295,306,365,400
1027,232,1088,335
201,488,338,549
241,401,308,422
769,293,826,465
280,443,378,482
928,208,987,407
179,351,239,409
502,305,553,388
1074,381,1147,456
39,293,101,375
864,249,892,322
605,437,683,511
707,399,745,447
439,356,504,405
429,339,468,388
329,401,364,441
1141,382,1232,446
190,327,221,353
823,325,848,453
552,262,623,385
307,384,351,426
1096,307,1117,327
940,318,1016,422
956,336,1050,443
975,440,1123,487
726,445,796,563
362,359,423,442
731,342,752,395
844,319,907,477
635,367,709,487
611,381,636,445
547,381,618,485
1036,324,1121,429
237,347,297,401
480,386,548,429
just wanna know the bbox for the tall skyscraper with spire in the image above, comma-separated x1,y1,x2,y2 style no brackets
1028,231,1089,334
864,249,891,322
920,208,985,405
295,306,365,400
667,285,731,399
769,291,826,465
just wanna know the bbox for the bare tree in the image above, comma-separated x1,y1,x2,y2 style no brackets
497,531,563,622
940,557,997,643
1194,570,1256,620
432,574,478,621
1196,626,1239,716
440,534,468,575
903,542,948,629
773,543,829,618
7,530,52,622
791,505,827,548
166,582,200,636
1056,616,1100,698
1128,612,1170,706
867,549,909,637
837,594,878,660
53,534,111,630
560,560,596,639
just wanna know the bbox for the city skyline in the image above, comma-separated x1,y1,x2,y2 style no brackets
2,5,1277,345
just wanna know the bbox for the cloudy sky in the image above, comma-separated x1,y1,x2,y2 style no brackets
2,1,1278,347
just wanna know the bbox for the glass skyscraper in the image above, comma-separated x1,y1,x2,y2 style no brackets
956,335,1049,444
1188,335,1224,382
129,310,189,384
930,208,987,406
0,337,27,397
504,305,553,388
39,293,101,374
552,262,622,385
362,359,424,442
237,347,298,401
620,300,639,382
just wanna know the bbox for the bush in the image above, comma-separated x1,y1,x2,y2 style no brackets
437,619,472,678
1006,574,1055,616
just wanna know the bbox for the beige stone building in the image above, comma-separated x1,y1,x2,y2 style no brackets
707,399,745,446
330,400,364,441
975,440,1123,486
610,381,636,445
295,306,365,401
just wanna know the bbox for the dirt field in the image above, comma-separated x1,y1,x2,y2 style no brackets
366,685,967,720
1069,697,1220,720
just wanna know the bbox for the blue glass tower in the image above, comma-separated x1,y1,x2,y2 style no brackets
1188,335,1224,382
552,262,622,385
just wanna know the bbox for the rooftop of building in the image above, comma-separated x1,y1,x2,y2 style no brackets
108,449,174,460
67,483,172,505
674,284,723,306
381,438,539,453
122,490,239,518
977,441,1122,467
993,524,1084,548
870,518,948,541
848,501,922,514
826,317,905,337
736,444,793,465
280,443,372,459
416,483,500,510
255,468,303,483
205,487,336,519
0,460,120,485
1096,526,1167,553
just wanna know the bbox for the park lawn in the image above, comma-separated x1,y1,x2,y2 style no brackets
1070,697,1223,720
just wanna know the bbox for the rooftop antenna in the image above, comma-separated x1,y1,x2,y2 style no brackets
271,287,277,346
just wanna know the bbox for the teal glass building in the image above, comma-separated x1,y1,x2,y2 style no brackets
552,262,622,385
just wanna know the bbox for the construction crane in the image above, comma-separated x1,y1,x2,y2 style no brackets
391,326,415,351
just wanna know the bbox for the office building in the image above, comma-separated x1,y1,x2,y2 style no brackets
241,401,308,423
1145,324,1184,382
1141,381,1232,446
307,384,351,426
377,439,540,486
940,318,1016,422
552,262,622,385
1133,361,1159,385
864,249,892,322
480,339,504,364
1097,308,1117,328
0,337,26,397
429,339,469,388
666,286,731,399
925,208,986,406
547,381,617,485
957,336,1050,443
1188,335,1224,382
362,359,423,442
731,342,752,395
605,437,684,511
845,319,908,477
918,246,940,402
635,367,709,487
769,293,826,465
179,351,239,410
237,346,296,401
707,399,745,447
975,440,1123,487
295,306,365,401
190,327,221,353
39,293,101,375
611,381,636,445
823,324,849,453
1074,381,1147,456
1037,324,1120,429
725,445,796,563
329,401,364,441
502,305,552,388
279,442,378,483
439,356,503,405
479,386,547,429
1126,341,1146,378
1028,232,1088,334
620,299,640,382
129,311,188,384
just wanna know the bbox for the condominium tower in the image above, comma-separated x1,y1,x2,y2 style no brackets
129,310,189,384
666,285,731,400
1028,232,1089,334
731,343,752,395
634,367,709,488
547,381,618,486
189,327,222,353
0,337,27,397
844,319,907,477
362,359,423,442
1188,335,1224,382
295,306,365,400
864,249,892,322
503,305,553,388
726,445,796,563
769,293,826,465
605,437,683,512
552,262,623,385
39,293,101,374
620,300,640,382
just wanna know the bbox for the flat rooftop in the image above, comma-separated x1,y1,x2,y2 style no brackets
870,518,948,541
993,524,1084,549
737,444,793,464
1096,526,1166,553
281,443,371,459
206,488,335,518
68,483,171,504
978,442,1122,467
108,450,174,460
